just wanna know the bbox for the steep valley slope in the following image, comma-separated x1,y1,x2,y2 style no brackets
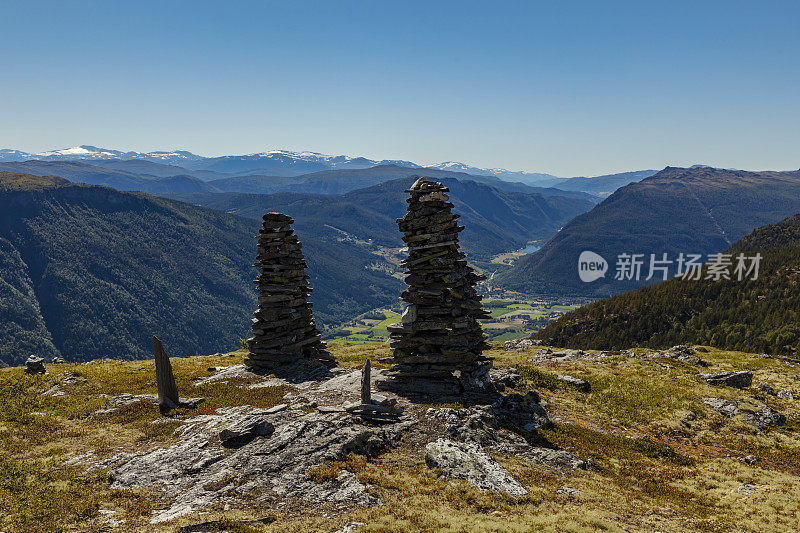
536,211,800,354
497,166,800,297
0,173,402,365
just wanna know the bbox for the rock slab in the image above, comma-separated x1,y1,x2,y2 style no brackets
425,438,527,496
701,371,753,389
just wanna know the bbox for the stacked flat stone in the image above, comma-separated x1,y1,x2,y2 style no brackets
246,213,331,368
385,177,492,395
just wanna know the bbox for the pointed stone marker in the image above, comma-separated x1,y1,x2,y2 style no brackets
153,336,179,409
361,359,371,405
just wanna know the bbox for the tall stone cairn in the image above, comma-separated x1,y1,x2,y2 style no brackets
385,177,493,396
246,212,332,368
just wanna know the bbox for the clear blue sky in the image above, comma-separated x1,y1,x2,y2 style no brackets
1,1,798,176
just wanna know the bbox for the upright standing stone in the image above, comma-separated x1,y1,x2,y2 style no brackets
246,212,332,368
153,336,179,409
382,177,493,396
361,359,372,405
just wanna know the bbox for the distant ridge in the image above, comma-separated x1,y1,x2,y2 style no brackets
0,144,564,184
496,166,800,297
0,160,221,194
168,176,595,258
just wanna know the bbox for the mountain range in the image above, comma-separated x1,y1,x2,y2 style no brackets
0,145,554,182
0,167,593,365
168,176,595,258
495,166,800,298
536,211,800,354
0,145,668,198
0,160,597,201
550,170,658,197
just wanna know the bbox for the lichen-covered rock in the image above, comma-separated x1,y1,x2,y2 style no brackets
489,368,521,392
492,391,550,432
702,397,739,418
105,405,411,523
744,406,786,429
425,438,527,496
556,374,591,392
503,338,541,351
757,382,777,396
218,411,275,443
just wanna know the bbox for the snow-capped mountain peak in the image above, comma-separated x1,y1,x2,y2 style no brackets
36,145,124,158
0,144,558,183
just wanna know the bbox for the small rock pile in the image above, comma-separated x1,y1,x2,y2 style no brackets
246,213,332,368
343,360,403,423
384,178,492,396
24,355,46,375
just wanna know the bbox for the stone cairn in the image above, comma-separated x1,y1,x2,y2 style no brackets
246,212,332,368
383,177,493,396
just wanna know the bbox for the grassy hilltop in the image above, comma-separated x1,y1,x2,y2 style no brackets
1,342,798,532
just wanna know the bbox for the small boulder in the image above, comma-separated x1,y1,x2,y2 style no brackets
503,338,541,351
51,356,68,364
334,523,366,533
744,407,786,429
425,438,527,496
701,371,753,389
24,355,46,375
670,345,694,354
756,382,777,396
556,374,591,393
492,392,550,432
520,447,588,471
218,413,275,443
702,397,739,418
490,368,521,392
735,483,758,496
743,455,758,465
777,390,794,400
556,486,580,496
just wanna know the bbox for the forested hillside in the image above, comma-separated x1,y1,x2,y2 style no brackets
497,166,800,297
0,173,401,365
536,212,800,354
171,176,594,258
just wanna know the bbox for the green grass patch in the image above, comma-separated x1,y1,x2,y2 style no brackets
517,366,565,392
587,372,696,424
0,459,102,532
